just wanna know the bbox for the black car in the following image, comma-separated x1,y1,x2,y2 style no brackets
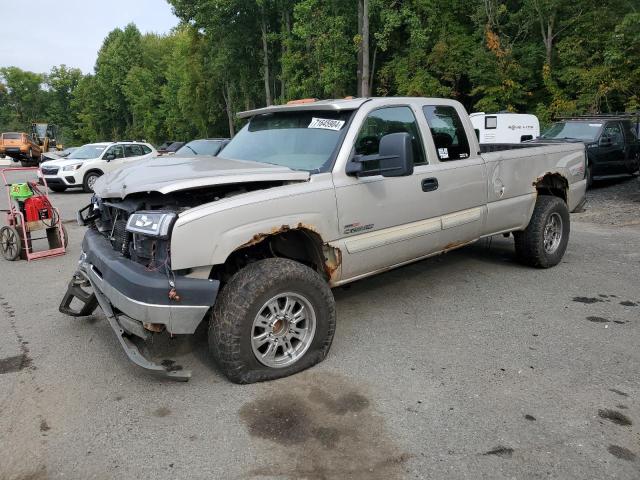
157,141,185,155
175,138,230,157
537,115,640,187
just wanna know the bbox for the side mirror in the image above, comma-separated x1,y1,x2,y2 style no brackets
104,153,116,161
347,132,414,177
599,136,612,147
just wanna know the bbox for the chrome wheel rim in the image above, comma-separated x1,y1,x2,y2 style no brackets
251,292,316,368
87,175,98,190
543,212,563,254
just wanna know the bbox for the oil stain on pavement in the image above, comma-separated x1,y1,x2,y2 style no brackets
482,446,514,458
0,353,32,374
607,445,637,461
239,372,410,479
598,409,632,426
572,296,604,304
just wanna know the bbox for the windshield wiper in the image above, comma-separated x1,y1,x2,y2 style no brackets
185,145,198,155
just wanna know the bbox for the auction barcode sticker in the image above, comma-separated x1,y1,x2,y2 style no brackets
308,117,345,131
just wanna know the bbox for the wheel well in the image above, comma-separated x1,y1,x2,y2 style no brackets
210,227,340,284
84,169,103,178
534,173,568,203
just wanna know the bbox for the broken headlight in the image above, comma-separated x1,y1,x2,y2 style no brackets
126,211,176,239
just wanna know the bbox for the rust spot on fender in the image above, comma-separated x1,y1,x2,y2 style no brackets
240,225,293,248
235,224,340,282
323,244,342,282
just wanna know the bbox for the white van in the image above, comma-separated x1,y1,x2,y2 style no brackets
40,141,157,192
470,112,540,144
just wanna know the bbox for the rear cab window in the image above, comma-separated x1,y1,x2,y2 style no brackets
423,105,470,161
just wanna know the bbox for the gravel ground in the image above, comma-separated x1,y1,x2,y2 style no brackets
0,180,639,480
574,177,640,226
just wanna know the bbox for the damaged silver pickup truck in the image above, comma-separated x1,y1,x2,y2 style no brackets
60,97,587,382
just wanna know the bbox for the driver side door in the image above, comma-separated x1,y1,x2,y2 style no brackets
333,105,443,281
102,145,125,173
595,122,626,174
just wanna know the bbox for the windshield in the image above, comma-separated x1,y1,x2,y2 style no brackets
67,144,107,160
541,121,602,141
175,140,221,156
219,110,353,171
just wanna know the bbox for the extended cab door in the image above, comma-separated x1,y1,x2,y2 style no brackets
419,103,487,247
333,104,444,280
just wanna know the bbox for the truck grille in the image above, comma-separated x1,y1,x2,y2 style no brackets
111,219,130,255
41,166,59,175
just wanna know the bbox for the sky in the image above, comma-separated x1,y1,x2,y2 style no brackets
0,0,179,74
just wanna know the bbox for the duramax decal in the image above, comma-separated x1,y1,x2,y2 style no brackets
343,222,374,235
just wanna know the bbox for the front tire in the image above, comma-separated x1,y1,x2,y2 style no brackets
586,162,593,188
83,172,101,192
209,258,336,384
514,195,570,268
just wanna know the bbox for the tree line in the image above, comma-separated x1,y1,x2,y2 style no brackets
1,0,638,147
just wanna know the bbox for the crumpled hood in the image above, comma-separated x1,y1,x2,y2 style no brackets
93,155,310,198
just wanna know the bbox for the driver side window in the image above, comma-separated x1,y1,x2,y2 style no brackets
354,106,426,165
603,123,623,145
104,145,124,159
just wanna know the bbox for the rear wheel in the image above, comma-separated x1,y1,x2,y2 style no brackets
0,226,22,261
514,195,570,268
83,172,101,192
209,258,336,384
586,162,593,188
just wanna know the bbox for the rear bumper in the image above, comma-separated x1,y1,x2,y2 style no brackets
79,228,219,334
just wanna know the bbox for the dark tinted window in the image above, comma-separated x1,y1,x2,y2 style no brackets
603,123,623,145
423,105,470,161
355,106,426,165
2,133,21,140
176,140,224,156
124,144,144,157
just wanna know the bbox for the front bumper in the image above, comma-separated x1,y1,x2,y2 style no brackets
60,229,220,380
43,174,78,186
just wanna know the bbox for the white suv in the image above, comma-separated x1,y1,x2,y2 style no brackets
40,141,157,192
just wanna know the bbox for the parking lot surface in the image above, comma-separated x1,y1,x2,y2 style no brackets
1,179,639,479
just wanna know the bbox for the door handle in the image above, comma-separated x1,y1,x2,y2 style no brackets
421,177,439,192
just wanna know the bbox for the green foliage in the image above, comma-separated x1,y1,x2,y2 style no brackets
1,0,639,146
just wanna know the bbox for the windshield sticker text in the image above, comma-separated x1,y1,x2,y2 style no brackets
438,148,449,159
308,118,346,131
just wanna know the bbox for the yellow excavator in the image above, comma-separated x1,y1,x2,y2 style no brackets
31,122,62,153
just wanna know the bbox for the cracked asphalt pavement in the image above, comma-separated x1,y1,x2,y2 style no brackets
0,177,639,479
